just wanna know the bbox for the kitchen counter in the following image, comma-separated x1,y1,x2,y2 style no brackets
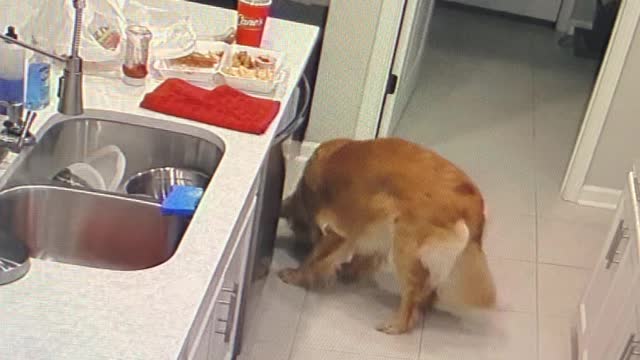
0,2,318,359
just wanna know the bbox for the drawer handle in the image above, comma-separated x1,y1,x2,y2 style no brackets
221,286,237,293
620,334,640,359
606,220,630,269
214,282,239,343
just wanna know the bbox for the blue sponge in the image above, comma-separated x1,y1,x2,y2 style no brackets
161,185,204,217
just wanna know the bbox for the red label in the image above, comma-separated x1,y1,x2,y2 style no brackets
236,1,271,47
238,14,265,28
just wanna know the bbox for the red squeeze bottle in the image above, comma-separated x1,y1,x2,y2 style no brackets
236,0,272,47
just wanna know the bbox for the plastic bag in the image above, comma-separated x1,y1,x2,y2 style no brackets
122,0,196,59
25,0,127,62
24,0,196,63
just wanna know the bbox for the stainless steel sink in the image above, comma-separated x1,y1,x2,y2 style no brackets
0,185,189,271
0,114,225,270
2,117,224,193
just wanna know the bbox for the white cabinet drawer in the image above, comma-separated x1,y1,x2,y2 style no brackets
596,275,640,360
595,305,637,360
578,200,635,337
578,172,640,356
187,193,258,360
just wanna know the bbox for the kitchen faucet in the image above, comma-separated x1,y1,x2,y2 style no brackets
0,101,37,153
0,0,86,116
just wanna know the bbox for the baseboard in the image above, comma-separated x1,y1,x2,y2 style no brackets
299,141,319,160
572,19,594,30
576,185,621,209
281,139,302,160
283,140,318,161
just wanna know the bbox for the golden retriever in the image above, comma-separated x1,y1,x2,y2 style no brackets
279,138,496,334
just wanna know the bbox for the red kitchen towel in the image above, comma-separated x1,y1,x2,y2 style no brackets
140,79,281,134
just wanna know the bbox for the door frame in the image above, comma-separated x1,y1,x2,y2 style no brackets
353,0,407,140
561,0,640,204
376,0,436,138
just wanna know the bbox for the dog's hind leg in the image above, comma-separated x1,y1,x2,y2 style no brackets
377,220,470,335
376,246,430,335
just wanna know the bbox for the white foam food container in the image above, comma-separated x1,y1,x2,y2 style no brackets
153,40,230,84
218,44,286,94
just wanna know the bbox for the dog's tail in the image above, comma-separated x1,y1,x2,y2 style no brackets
432,237,497,323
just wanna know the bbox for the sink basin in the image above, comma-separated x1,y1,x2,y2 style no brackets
2,116,224,193
0,113,225,270
0,185,189,270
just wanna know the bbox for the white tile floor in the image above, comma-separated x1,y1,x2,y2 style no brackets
239,3,616,360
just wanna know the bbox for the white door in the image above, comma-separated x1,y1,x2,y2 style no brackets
446,0,563,22
376,0,435,137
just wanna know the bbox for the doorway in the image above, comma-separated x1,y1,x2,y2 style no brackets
382,1,620,358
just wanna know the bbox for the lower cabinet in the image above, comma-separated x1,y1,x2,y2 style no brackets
577,170,640,360
188,194,258,360
605,298,640,360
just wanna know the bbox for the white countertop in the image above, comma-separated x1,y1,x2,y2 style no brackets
0,2,318,359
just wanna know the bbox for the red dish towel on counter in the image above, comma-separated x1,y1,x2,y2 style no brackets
140,79,281,135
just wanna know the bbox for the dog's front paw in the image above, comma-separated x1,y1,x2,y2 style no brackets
375,320,408,335
278,268,304,286
278,267,336,289
376,312,420,335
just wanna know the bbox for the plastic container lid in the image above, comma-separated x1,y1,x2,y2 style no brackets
85,145,127,191
66,163,107,190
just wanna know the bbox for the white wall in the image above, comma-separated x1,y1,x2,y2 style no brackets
0,0,37,35
304,0,383,143
585,20,640,190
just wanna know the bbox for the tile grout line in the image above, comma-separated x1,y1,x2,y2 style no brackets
285,290,308,360
416,312,426,360
537,261,593,271
528,26,542,360
294,345,415,360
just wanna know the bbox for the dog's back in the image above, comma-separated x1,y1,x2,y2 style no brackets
304,138,485,244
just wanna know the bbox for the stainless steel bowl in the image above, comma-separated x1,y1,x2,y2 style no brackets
0,230,30,285
124,167,210,201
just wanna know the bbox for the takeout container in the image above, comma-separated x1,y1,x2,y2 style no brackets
153,40,229,84
218,44,286,94
153,42,286,94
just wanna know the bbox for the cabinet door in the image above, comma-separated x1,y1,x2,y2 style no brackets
209,194,257,360
578,172,640,359
596,277,640,360
377,0,435,137
578,195,630,342
600,306,638,360
187,194,257,360
191,316,214,360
